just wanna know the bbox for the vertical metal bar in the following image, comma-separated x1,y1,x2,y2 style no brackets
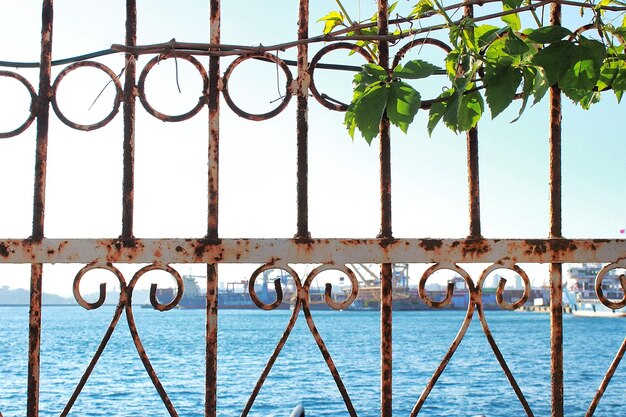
380,262,393,417
32,2,53,241
205,264,218,417
28,2,53,416
27,264,43,417
122,0,137,240
206,1,220,416
208,1,220,240
295,0,310,241
549,2,564,416
467,126,481,238
464,2,481,239
377,2,392,417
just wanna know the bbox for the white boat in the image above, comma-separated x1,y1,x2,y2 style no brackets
564,264,626,317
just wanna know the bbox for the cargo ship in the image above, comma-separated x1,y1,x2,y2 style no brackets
564,263,626,317
152,272,291,309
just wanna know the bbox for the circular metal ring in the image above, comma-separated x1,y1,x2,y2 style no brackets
303,264,359,310
596,262,626,310
392,38,452,111
73,261,127,310
392,37,452,69
477,262,531,311
128,263,184,311
248,263,301,310
222,52,293,120
0,71,37,139
308,42,374,111
51,61,123,131
419,262,475,308
138,53,209,122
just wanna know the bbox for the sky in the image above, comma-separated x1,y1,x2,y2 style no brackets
0,0,624,297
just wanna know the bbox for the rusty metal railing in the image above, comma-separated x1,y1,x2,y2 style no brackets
0,1,625,417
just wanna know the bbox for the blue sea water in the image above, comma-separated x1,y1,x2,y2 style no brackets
1,306,625,417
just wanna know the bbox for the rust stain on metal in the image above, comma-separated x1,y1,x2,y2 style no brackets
461,239,491,258
0,243,9,258
378,237,395,248
525,239,547,255
121,0,137,241
550,240,577,253
194,240,210,259
420,239,443,251
467,126,482,238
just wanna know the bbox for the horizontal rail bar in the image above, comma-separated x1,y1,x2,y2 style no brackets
0,238,623,265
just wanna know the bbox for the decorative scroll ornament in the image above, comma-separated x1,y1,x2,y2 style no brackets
64,261,128,416
412,262,534,417
0,71,37,138
66,262,184,417
51,61,123,131
595,261,626,310
243,262,359,417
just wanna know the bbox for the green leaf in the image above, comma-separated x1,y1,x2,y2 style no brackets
503,31,530,56
442,90,461,132
511,67,537,122
501,0,523,31
531,40,577,85
428,89,454,136
597,60,621,91
484,64,522,118
410,0,434,17
526,26,573,44
612,65,626,90
475,25,502,49
353,82,389,144
445,50,461,79
393,59,440,79
387,81,421,133
578,91,601,109
317,11,344,34
460,19,478,52
362,63,389,80
458,90,484,131
560,39,606,101
485,31,528,66
532,67,549,105
345,103,357,139
354,67,383,88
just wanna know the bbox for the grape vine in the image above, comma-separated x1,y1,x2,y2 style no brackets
318,0,626,143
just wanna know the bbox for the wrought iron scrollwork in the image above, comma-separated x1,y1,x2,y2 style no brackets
63,261,127,416
303,263,359,310
125,263,184,416
137,53,209,122
0,70,37,138
477,261,531,311
222,52,293,120
248,263,294,310
242,263,302,417
308,42,373,111
595,261,626,310
64,261,183,417
412,262,534,417
50,61,123,131
586,261,626,416
412,263,475,416
243,263,359,417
